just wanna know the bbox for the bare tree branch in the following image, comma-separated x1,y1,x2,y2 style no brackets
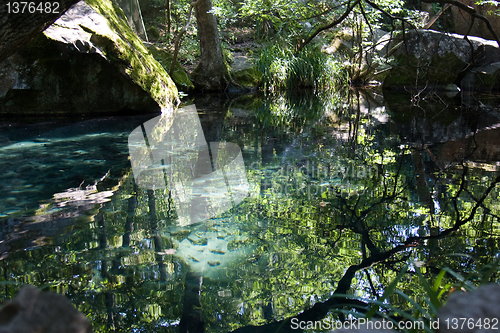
297,0,361,51
170,0,198,76
421,0,500,46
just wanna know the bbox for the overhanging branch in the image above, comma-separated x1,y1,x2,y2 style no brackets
297,0,361,51
421,0,500,46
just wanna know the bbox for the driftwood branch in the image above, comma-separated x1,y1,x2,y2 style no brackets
424,3,452,29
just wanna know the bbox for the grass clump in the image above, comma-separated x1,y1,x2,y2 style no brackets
256,43,347,93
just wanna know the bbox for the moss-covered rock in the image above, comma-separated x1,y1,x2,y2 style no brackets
379,29,500,93
233,66,263,90
83,0,179,108
146,26,160,40
0,0,178,115
115,0,148,40
230,55,262,90
466,62,500,93
381,30,472,91
145,43,194,92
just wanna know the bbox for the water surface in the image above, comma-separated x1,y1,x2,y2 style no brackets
1,91,500,332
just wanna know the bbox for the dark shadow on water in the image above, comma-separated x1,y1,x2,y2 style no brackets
0,91,500,332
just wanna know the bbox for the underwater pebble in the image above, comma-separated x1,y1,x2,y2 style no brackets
208,261,221,267
188,255,200,262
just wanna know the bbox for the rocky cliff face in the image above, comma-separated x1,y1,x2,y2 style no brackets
0,0,179,115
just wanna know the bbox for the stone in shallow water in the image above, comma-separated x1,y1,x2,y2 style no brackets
208,261,221,267
0,285,92,333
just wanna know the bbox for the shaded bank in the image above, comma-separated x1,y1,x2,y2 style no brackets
0,0,179,115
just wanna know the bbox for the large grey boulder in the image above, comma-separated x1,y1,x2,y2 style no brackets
379,29,500,93
0,285,92,333
230,55,262,91
0,0,178,115
0,0,80,63
437,283,500,333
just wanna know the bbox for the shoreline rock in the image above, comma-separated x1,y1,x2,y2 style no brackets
0,0,178,115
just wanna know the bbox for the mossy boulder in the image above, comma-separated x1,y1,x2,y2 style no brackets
147,26,160,40
233,66,263,90
0,0,178,115
463,62,500,94
146,43,194,92
379,29,500,93
323,27,355,57
230,55,263,90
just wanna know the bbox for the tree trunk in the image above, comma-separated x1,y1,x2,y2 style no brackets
191,0,229,91
0,0,80,63
166,0,171,37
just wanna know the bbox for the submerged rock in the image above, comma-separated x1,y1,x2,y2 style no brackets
0,285,92,333
379,29,500,93
0,0,178,115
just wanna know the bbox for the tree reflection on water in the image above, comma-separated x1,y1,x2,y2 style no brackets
0,90,499,333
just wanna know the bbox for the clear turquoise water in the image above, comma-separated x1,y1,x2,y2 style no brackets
1,93,499,332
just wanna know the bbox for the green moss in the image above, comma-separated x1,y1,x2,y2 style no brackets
146,44,194,92
476,64,500,91
147,26,160,39
84,0,179,109
233,66,263,89
384,51,466,90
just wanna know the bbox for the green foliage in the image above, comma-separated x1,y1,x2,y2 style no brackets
146,44,195,91
476,0,500,16
211,0,240,29
334,257,500,333
256,43,347,93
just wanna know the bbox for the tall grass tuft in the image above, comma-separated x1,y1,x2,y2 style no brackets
256,43,347,93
